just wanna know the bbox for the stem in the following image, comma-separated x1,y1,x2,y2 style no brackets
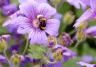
14,64,19,67
69,30,76,35
74,41,81,48
22,38,29,55
3,50,13,67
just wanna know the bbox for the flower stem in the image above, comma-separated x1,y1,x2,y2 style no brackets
3,50,13,67
74,41,81,48
22,38,29,55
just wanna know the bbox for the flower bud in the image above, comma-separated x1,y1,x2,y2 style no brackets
53,48,63,61
49,0,62,7
76,30,86,42
0,34,10,52
58,32,73,47
63,11,75,25
48,36,57,48
74,21,88,30
0,39,7,52
11,53,24,65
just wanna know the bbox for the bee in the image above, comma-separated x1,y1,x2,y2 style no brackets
37,15,47,30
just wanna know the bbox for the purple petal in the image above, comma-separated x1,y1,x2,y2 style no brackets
0,0,10,7
17,17,31,34
46,61,63,67
37,3,56,19
29,30,48,45
85,26,96,34
74,9,95,28
77,62,95,67
2,4,18,16
0,55,7,63
19,1,38,20
45,19,60,36
90,0,96,12
85,26,96,37
67,0,81,9
81,55,94,63
19,0,47,3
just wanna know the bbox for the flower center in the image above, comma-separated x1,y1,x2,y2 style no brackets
33,15,47,30
37,15,47,30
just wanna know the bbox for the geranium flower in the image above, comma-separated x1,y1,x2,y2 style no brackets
77,61,96,67
4,1,60,46
74,0,96,28
0,0,18,16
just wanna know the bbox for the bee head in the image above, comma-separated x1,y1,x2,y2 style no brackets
37,15,47,22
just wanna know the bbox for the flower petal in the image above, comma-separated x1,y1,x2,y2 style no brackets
19,1,38,20
37,3,56,18
45,19,60,36
29,30,48,45
17,17,31,34
74,9,94,28
90,0,96,11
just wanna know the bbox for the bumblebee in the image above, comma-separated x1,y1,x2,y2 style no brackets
37,15,47,30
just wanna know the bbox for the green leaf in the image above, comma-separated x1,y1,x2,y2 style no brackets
28,45,47,59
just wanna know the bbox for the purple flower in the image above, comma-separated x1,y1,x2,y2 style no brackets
0,0,18,16
77,61,95,67
3,11,21,33
0,0,10,7
0,55,7,63
85,26,96,38
0,34,10,42
43,44,76,67
2,4,18,16
52,44,76,62
74,0,96,28
73,9,94,28
45,61,63,67
59,33,73,47
81,55,94,63
4,1,60,45
66,0,89,9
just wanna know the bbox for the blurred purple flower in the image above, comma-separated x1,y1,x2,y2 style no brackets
0,0,18,16
0,34,10,42
3,11,21,33
9,34,24,53
81,55,94,63
59,33,73,47
4,1,60,45
45,61,63,67
43,44,76,67
85,26,96,38
74,0,96,28
53,44,76,62
77,61,96,67
0,55,7,63
66,0,90,9
0,0,10,7
2,4,18,16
